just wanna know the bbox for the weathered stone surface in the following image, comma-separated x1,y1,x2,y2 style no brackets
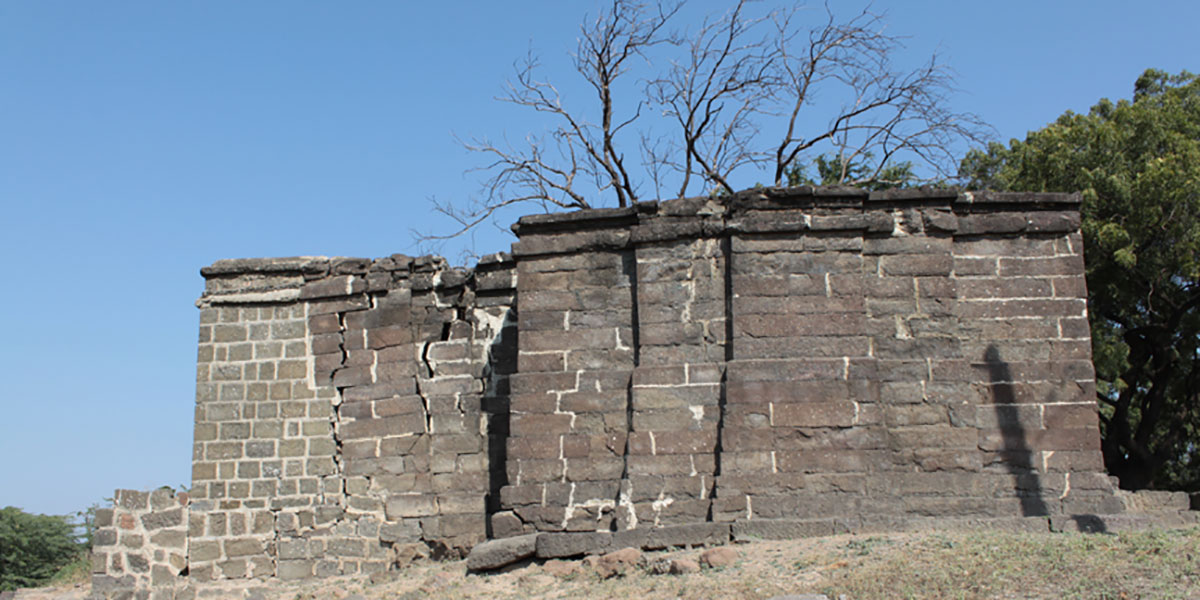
535,532,613,558
668,558,700,574
699,546,738,568
158,185,1136,594
465,534,538,571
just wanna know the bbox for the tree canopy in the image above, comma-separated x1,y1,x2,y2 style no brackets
961,69,1200,491
0,506,84,591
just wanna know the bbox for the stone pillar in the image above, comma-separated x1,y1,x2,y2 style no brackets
502,208,638,533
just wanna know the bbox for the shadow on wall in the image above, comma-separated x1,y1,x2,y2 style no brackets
984,345,1050,518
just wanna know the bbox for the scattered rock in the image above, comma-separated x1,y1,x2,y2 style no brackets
648,558,673,575
392,542,430,569
594,547,642,578
542,559,582,578
419,571,456,593
465,533,538,571
766,595,831,600
669,558,700,574
368,570,399,585
700,546,739,568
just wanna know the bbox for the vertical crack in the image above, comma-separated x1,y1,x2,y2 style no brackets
710,235,734,521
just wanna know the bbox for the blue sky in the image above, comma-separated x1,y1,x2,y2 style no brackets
1,1,1196,517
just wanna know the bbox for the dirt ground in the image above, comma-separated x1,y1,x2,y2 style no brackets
11,526,1200,600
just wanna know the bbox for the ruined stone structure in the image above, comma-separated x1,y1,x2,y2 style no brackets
90,186,1197,597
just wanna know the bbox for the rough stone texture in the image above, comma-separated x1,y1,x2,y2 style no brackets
187,252,515,583
90,488,189,597
465,534,538,571
92,186,1199,595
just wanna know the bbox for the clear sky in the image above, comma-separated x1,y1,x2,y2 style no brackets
1,1,1197,517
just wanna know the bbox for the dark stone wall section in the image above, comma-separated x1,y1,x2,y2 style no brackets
99,186,1186,594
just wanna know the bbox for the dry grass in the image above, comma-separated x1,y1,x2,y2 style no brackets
16,526,1200,600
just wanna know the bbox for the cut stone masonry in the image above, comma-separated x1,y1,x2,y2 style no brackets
90,186,1197,596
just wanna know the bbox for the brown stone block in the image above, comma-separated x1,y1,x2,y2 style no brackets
864,236,951,256
339,414,426,440
956,298,1085,319
772,401,858,428
308,313,340,334
978,427,1101,453
975,404,1044,429
511,413,574,436
1042,403,1100,429
850,359,927,382
999,255,1085,277
957,277,1054,300
880,254,952,276
365,326,412,349
776,449,885,473
374,396,426,418
518,351,566,373
726,359,846,383
332,366,372,387
564,347,635,371
731,274,789,297
510,371,579,395
971,318,1060,340
1041,449,1105,472
1051,276,1088,298
888,426,978,450
564,457,625,482
508,392,558,414
736,313,866,338
522,326,623,355
910,448,983,472
1059,317,1091,339
520,290,582,312
775,425,888,451
953,257,998,276
721,427,776,451
631,385,719,410
885,404,949,427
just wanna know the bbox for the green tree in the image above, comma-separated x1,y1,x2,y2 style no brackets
0,507,85,591
961,69,1200,491
787,152,917,191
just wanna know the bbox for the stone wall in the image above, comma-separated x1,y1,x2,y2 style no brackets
94,185,1167,592
188,252,515,581
493,187,1119,539
90,488,189,597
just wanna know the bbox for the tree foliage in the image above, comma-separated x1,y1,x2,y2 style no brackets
429,0,986,239
0,506,85,591
961,69,1200,490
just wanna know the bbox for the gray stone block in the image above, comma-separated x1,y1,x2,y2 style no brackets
535,531,613,558
465,533,539,571
643,523,731,550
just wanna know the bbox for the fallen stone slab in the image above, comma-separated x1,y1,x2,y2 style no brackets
535,531,613,558
465,533,539,571
643,523,731,550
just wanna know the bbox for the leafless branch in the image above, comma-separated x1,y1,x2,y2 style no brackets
433,0,992,241
770,3,990,186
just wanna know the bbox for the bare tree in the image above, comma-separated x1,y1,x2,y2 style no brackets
647,0,779,197
769,5,987,187
427,0,988,240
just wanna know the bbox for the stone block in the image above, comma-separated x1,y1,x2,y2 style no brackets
535,531,612,558
466,533,539,571
643,523,731,549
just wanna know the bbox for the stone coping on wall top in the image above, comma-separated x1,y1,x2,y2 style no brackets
511,186,1082,235
200,252,515,278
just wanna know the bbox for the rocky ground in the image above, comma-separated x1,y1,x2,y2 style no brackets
9,526,1200,599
